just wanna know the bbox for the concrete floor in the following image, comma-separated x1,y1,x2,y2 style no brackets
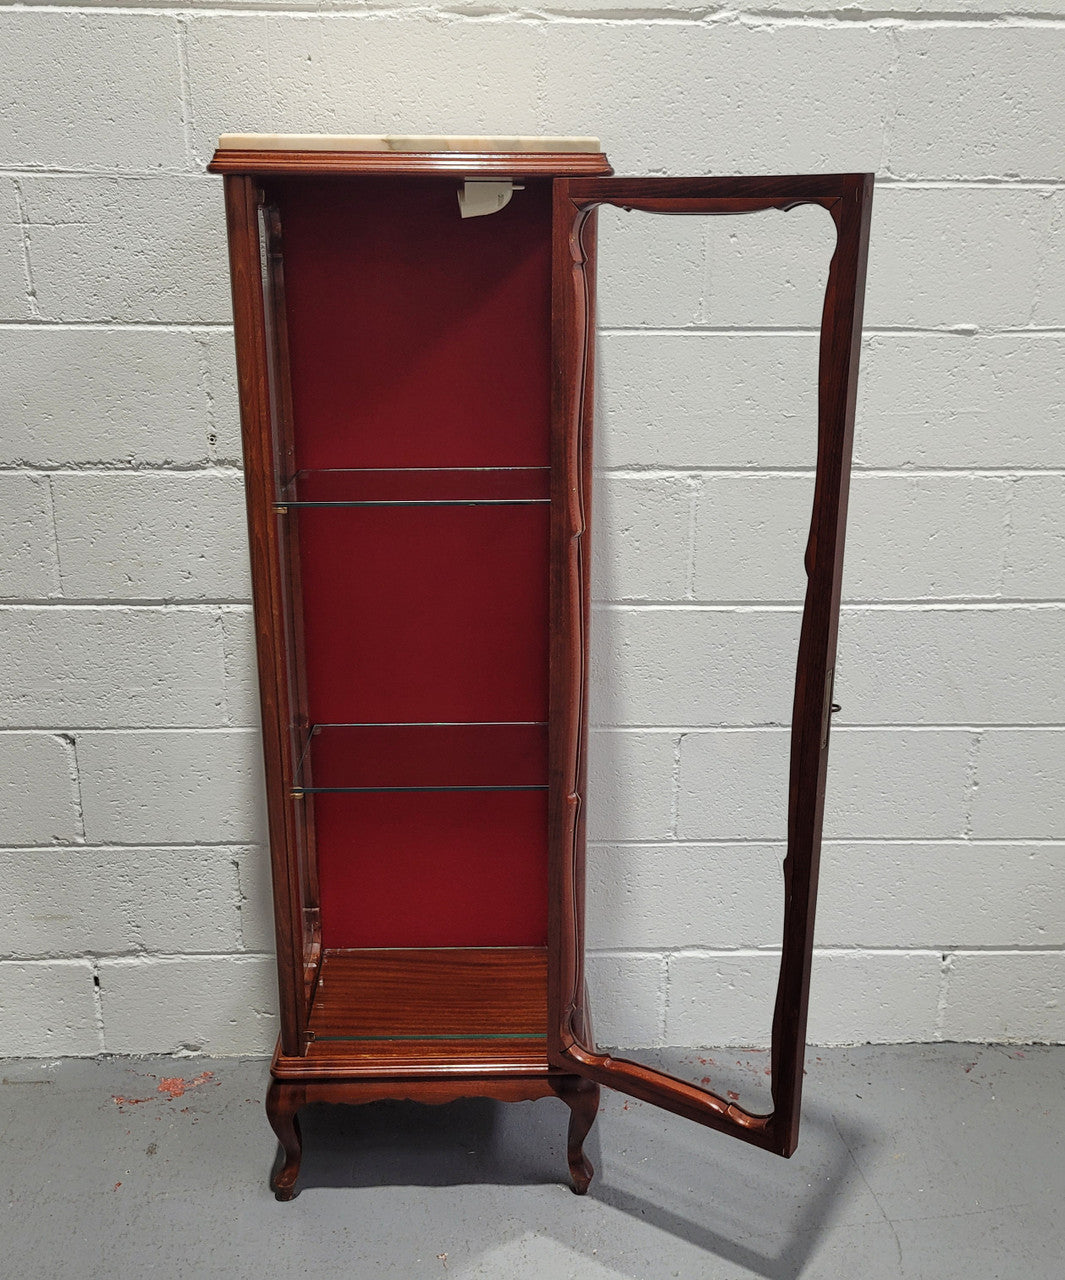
1,1044,1062,1279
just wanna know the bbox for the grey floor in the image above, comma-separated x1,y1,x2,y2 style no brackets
1,1045,1062,1280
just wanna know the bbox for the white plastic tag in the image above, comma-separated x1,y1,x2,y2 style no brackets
457,180,524,219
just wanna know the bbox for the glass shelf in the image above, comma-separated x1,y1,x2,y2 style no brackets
292,721,549,794
278,467,550,508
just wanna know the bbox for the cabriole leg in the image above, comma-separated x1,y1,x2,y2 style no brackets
266,1078,304,1201
553,1075,600,1195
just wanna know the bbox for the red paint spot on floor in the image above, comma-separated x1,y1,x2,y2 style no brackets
700,1076,712,1085
112,1095,153,1108
727,1090,740,1102
157,1071,214,1100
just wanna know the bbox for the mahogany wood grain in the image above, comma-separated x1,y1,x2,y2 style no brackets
266,1078,303,1200
273,1037,550,1081
549,173,874,1159
217,152,871,1193
209,150,613,178
548,186,597,1072
222,175,315,1056
773,173,875,1156
266,1071,593,1199
306,948,547,1039
216,150,618,1199
259,201,323,1002
551,1074,599,1195
567,174,859,201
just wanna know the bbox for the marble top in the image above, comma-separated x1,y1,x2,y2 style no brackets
216,133,602,154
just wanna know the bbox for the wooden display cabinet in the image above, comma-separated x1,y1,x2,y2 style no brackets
208,136,873,1200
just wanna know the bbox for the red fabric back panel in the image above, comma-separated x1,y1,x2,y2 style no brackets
296,504,548,725
277,178,552,469
315,792,548,949
275,177,552,950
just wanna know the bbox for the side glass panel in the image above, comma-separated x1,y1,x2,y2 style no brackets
586,202,836,1115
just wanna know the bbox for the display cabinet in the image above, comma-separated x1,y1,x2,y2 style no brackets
208,135,873,1200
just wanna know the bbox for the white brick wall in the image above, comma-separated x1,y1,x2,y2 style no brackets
1,1,1062,1056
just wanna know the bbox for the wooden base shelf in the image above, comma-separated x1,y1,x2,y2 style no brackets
265,946,596,1201
274,947,549,1078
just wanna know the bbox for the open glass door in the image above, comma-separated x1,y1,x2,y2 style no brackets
548,174,873,1157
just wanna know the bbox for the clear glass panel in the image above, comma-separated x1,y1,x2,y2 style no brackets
585,201,836,1112
279,467,550,506
292,721,548,793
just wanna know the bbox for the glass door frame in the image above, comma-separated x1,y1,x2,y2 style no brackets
547,173,874,1157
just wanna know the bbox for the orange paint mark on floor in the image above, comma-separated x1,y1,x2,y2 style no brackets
157,1070,214,1099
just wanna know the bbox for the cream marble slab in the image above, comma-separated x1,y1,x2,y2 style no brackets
216,133,602,154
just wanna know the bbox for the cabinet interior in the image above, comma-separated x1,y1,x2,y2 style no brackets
269,176,555,1044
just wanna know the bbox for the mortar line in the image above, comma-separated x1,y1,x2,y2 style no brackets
668,732,684,839
598,468,1065,477
878,19,904,180
1027,188,1059,328
0,725,260,735
232,855,249,951
192,332,221,461
89,955,106,1053
587,722,1065,731
0,840,261,851
736,9,1065,28
214,605,233,727
74,951,277,964
56,731,87,844
998,474,1017,598
934,950,955,1041
0,599,252,608
11,178,42,321
175,14,195,172
0,950,278,966
0,321,234,332
590,600,1065,610
684,474,701,601
0,464,244,476
586,945,1065,957
5,320,1065,335
963,730,983,840
586,837,1065,847
8,721,1055,734
4,835,1062,851
604,324,1065,336
592,595,1065,606
42,473,66,597
7,4,1065,28
10,465,1065,478
658,951,670,1047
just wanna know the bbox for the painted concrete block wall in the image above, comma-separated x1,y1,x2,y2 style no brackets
1,1,1063,1057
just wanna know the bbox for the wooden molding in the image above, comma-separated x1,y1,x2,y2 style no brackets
209,149,614,177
